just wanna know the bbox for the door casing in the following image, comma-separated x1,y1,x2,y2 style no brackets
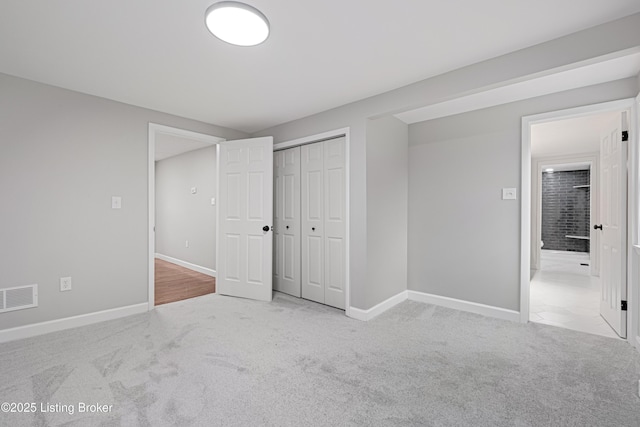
520,99,638,345
531,154,599,276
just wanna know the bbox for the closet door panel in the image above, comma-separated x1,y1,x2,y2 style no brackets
323,137,346,309
273,151,283,286
305,235,323,288
273,147,301,297
301,142,324,304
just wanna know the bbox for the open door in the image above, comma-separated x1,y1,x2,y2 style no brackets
598,114,627,338
217,136,274,302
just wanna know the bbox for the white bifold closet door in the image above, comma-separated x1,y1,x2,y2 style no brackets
301,137,346,309
273,147,301,297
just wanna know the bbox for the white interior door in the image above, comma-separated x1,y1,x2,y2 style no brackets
273,147,301,297
218,137,274,302
599,115,627,337
301,142,325,304
323,137,346,309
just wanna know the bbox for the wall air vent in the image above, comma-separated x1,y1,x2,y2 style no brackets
0,284,38,313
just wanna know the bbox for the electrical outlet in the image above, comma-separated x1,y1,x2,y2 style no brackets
112,196,122,209
60,277,72,292
191,187,197,194
502,188,517,200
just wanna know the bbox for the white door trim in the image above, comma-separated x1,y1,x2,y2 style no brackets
275,127,351,317
147,123,224,311
520,99,636,337
630,93,640,351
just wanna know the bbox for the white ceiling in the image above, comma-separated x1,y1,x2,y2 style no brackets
531,111,620,158
1,1,639,133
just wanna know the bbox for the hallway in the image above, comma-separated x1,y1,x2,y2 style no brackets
530,250,619,339
155,258,216,306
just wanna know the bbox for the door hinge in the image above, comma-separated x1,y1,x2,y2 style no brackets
621,300,627,311
622,131,628,142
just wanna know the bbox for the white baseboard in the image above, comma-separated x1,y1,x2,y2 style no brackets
407,290,520,322
155,253,216,277
347,289,521,322
349,291,408,321
0,303,148,344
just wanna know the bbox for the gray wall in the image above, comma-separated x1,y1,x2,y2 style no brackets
366,116,408,308
1,13,639,330
408,77,638,311
254,13,640,310
0,73,247,330
155,146,217,270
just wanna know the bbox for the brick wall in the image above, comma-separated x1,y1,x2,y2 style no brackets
541,170,590,252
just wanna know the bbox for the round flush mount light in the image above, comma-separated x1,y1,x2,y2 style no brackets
205,2,269,46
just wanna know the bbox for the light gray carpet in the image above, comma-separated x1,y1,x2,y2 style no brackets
1,292,640,426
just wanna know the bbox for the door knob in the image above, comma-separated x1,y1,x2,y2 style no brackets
263,225,270,232
594,224,603,230
312,227,316,231
286,225,289,229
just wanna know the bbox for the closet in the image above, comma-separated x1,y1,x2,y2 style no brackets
273,137,346,310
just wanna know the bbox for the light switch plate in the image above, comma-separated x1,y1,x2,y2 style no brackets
111,196,122,209
191,187,197,194
211,198,216,205
502,188,517,200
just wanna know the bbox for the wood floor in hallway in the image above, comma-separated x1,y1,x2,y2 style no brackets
155,258,216,306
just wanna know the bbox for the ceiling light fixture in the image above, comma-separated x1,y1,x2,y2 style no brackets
205,2,269,47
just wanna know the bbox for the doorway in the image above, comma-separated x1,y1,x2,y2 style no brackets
148,124,224,308
530,155,617,337
521,99,635,339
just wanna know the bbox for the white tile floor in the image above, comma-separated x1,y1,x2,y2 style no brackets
530,250,620,339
